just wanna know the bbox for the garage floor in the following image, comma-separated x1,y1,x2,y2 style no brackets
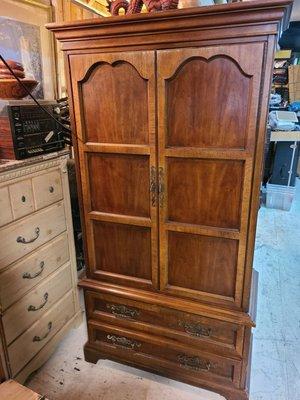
26,180,300,400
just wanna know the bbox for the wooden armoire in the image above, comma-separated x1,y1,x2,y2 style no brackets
48,1,291,399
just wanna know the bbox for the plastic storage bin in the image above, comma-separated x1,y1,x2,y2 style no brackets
266,183,295,211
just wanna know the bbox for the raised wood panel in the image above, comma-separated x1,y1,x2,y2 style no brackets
158,44,263,310
166,57,251,149
158,44,264,167
167,158,244,229
168,232,238,298
92,221,152,281
70,51,155,144
81,62,149,144
69,51,158,290
88,153,150,217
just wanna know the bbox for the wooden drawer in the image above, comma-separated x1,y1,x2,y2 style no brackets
0,202,66,271
88,321,242,388
0,232,70,310
3,262,73,345
0,187,13,227
85,291,244,357
8,290,75,377
32,170,63,210
9,179,34,220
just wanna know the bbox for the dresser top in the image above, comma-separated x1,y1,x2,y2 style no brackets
0,150,70,174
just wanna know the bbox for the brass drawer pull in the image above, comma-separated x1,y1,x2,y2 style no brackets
49,186,54,193
23,261,45,279
177,354,211,372
17,227,40,244
28,292,49,312
106,303,140,320
21,195,26,203
179,321,212,338
106,334,141,350
33,321,52,342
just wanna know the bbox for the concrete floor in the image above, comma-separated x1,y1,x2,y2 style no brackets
26,180,300,400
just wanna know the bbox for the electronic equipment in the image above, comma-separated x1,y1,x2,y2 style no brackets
0,100,66,160
270,141,299,187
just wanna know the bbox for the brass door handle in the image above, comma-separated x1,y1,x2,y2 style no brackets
33,321,52,342
177,354,211,372
28,292,49,312
158,167,164,207
23,261,45,279
17,227,40,244
150,166,157,206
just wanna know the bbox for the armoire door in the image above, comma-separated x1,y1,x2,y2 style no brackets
157,44,265,309
69,51,158,290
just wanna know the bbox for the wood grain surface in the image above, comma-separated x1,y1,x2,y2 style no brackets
48,2,292,399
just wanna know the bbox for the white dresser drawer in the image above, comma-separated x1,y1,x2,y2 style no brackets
8,290,75,377
0,202,66,271
9,179,34,220
32,170,63,210
3,263,73,345
0,187,13,227
0,232,70,310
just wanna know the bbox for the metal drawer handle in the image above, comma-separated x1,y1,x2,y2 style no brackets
106,334,141,350
49,186,54,193
21,195,26,203
177,354,211,372
17,227,40,244
179,321,212,338
28,292,48,312
33,321,52,342
23,261,45,279
106,303,140,320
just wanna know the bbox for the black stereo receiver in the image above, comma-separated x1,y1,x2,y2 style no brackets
0,100,65,160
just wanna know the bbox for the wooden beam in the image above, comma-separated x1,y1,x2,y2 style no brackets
71,0,109,16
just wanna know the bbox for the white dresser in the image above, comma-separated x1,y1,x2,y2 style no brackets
0,151,81,383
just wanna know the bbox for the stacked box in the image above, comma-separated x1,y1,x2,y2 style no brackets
289,65,300,102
